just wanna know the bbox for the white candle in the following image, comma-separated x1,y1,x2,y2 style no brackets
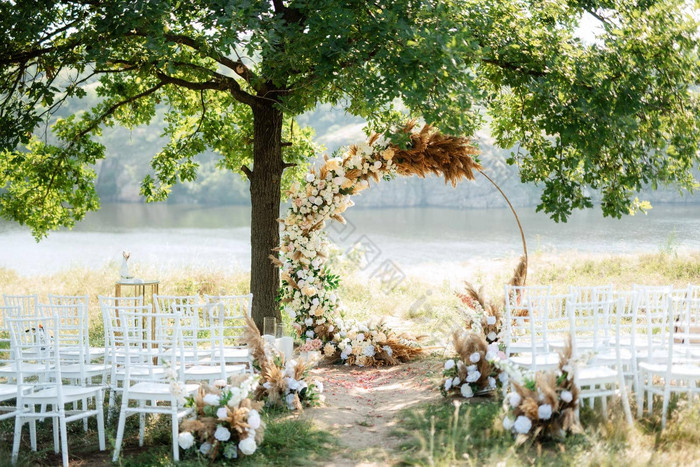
276,336,294,361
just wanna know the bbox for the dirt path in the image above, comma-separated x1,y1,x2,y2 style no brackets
304,358,442,466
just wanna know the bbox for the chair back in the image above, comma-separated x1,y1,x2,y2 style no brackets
46,303,90,373
567,297,615,359
634,285,673,353
3,294,38,315
568,285,614,303
0,305,20,369
121,308,182,384
154,294,198,314
7,315,60,390
667,296,700,361
204,294,252,366
170,303,210,364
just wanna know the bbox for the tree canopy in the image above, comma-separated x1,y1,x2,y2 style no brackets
1,0,698,233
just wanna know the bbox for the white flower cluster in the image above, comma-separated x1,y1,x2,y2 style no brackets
442,342,507,399
177,375,262,460
280,359,324,410
277,141,399,366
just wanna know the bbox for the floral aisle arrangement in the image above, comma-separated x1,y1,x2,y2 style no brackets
441,330,508,399
273,123,480,367
243,317,324,410
502,339,582,443
177,376,264,461
456,255,527,344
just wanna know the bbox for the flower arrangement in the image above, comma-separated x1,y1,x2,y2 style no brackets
456,256,527,344
273,123,480,367
501,338,581,443
243,317,324,410
298,338,322,353
177,375,264,461
441,330,508,398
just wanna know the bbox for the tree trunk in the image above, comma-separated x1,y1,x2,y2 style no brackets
249,102,284,330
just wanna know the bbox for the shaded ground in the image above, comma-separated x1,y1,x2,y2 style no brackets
304,358,443,466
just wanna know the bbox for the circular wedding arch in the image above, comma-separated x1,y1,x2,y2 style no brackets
272,123,527,367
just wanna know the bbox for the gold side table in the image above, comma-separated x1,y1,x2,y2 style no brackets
114,280,159,306
114,280,160,339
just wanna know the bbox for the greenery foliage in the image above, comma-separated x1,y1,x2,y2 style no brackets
1,0,698,240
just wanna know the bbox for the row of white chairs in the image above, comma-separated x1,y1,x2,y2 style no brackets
0,292,255,464
503,284,700,427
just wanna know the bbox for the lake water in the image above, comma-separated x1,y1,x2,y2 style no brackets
0,203,698,280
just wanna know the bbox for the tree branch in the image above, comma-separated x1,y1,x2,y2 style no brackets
241,165,253,180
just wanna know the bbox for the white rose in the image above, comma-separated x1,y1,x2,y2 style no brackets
487,331,498,341
363,345,376,357
513,415,532,434
178,431,194,450
239,437,257,456
199,442,213,455
467,365,477,372
216,407,229,420
486,316,497,325
488,377,496,388
499,372,509,384
305,317,314,326
502,416,514,431
461,384,474,398
466,370,481,383
305,173,315,182
214,425,231,442
538,404,553,420
508,392,522,408
306,330,315,338
203,394,220,406
247,409,261,429
561,390,573,403
469,352,481,363
444,378,453,391
444,359,455,371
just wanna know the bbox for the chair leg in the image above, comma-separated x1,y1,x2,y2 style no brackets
618,372,634,426
107,386,115,422
171,410,180,462
112,402,128,462
52,410,60,453
601,392,607,417
59,409,69,467
661,382,672,429
635,368,644,418
12,414,23,464
29,406,37,451
96,392,106,451
139,400,146,446
648,387,653,415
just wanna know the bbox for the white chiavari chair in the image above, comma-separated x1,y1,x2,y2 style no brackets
112,308,198,462
9,314,105,467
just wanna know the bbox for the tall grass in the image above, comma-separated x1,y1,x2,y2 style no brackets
1,251,698,346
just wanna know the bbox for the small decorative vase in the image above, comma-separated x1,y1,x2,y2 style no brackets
120,251,132,279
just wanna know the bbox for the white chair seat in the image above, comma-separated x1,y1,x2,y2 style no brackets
0,363,48,375
60,363,109,377
592,348,634,362
639,362,700,378
212,347,249,359
126,382,199,400
509,352,560,369
184,364,246,378
0,384,18,399
24,385,103,404
578,366,618,384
